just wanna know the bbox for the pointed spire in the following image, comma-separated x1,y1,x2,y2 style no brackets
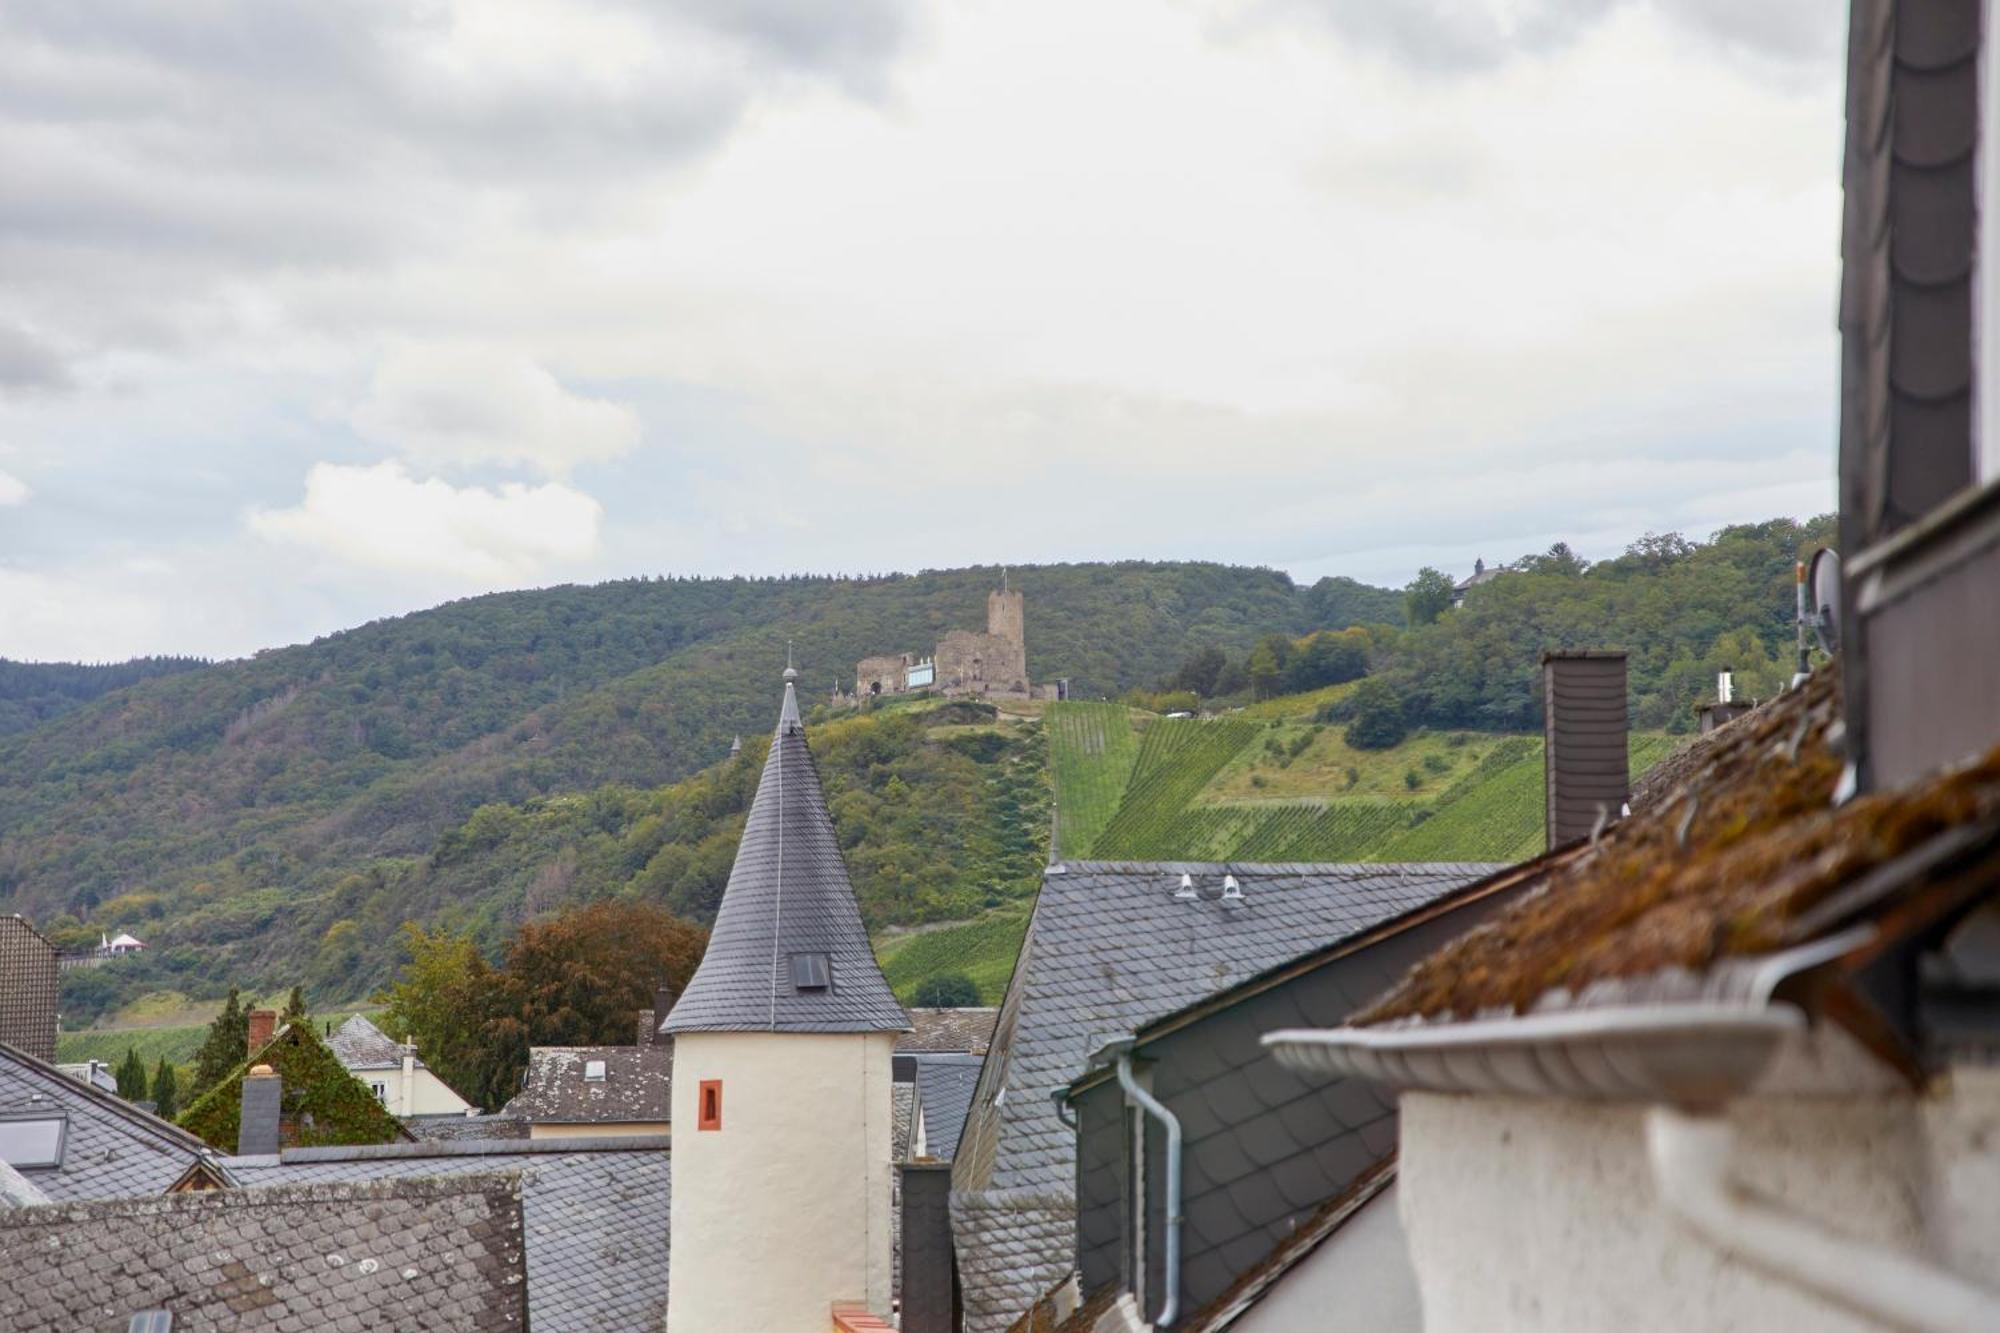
664,669,909,1035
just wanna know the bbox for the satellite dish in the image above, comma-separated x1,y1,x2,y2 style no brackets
1808,548,1841,654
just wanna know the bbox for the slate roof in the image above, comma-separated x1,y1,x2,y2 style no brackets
328,1013,410,1070
900,1007,999,1054
500,1046,670,1124
406,1114,530,1144
223,1136,669,1333
0,916,57,1062
0,1040,222,1202
950,859,1500,1332
664,676,911,1034
0,1174,528,1330
913,1054,982,1161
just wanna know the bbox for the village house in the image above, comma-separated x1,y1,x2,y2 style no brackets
328,1012,476,1119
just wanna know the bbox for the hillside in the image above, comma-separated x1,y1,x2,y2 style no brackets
0,656,208,736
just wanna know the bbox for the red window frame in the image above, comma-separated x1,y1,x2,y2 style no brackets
698,1079,722,1131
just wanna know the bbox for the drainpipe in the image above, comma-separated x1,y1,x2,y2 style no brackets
1647,1107,2000,1333
1114,1052,1183,1328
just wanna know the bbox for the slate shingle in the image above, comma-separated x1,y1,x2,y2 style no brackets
0,1040,219,1202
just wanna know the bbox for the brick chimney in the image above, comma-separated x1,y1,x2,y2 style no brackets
246,1008,278,1057
1541,650,1629,850
640,985,677,1047
238,1065,281,1156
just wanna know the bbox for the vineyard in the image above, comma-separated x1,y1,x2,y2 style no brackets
1049,699,1680,865
876,906,1031,1005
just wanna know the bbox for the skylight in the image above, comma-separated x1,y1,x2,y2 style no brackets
583,1059,607,1081
0,1112,68,1169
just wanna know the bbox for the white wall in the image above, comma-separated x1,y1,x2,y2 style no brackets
1233,1182,1420,1333
365,1062,472,1117
666,1030,897,1333
1399,1074,2000,1333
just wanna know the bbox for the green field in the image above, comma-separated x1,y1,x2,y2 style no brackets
875,906,1030,1005
1049,698,1680,865
56,1002,380,1071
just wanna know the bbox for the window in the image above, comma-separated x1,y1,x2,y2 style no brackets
583,1059,607,1082
369,1082,387,1102
698,1079,722,1131
0,1112,68,1169
790,951,831,992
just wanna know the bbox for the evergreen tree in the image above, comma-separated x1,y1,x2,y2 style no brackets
282,985,308,1025
150,1058,180,1120
114,1046,148,1101
189,987,248,1099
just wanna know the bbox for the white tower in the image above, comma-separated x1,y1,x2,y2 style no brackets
663,666,912,1332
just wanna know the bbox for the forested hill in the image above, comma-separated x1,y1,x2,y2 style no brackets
0,563,1367,935
0,657,208,736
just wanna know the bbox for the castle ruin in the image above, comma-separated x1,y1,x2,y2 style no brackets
854,579,1054,701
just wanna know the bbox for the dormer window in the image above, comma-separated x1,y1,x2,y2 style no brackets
791,952,831,992
583,1059,607,1081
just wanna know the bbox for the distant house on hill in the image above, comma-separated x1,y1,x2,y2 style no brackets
1451,557,1504,607
101,931,146,955
326,1014,474,1120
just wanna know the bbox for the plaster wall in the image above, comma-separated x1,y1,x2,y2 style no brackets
1232,1183,1419,1333
1399,1079,2000,1332
666,1030,898,1332
527,1119,669,1140
389,1065,473,1117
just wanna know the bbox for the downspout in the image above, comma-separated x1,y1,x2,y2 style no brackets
1646,1107,2000,1333
1115,1053,1182,1328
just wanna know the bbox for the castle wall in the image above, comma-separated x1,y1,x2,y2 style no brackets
936,630,1028,697
856,654,910,697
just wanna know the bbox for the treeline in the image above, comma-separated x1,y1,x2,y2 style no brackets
0,656,208,736
1155,517,1836,734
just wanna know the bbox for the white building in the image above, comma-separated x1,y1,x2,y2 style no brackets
325,1014,473,1119
663,667,912,1332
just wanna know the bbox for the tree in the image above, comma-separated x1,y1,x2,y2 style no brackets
282,985,308,1025
1515,541,1590,577
1285,630,1368,693
1246,635,1292,700
378,926,508,1110
115,1046,148,1101
1344,677,1410,750
188,987,248,1100
1404,568,1456,627
151,1058,180,1120
912,973,981,1007
1172,646,1227,698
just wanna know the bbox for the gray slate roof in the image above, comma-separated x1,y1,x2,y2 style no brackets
949,859,1500,1333
0,1040,220,1202
0,916,57,1062
0,1174,528,1330
500,1046,670,1124
912,1054,982,1162
899,1007,998,1054
224,1136,668,1333
327,1013,410,1070
664,678,910,1034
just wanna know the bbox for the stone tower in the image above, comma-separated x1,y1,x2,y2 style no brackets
987,577,1025,650
663,667,911,1332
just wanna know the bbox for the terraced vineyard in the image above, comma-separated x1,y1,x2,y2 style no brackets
1048,703,1139,857
1049,699,1682,865
876,906,1031,1005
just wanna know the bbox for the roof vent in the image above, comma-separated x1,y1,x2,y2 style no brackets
1173,874,1198,901
583,1059,607,1082
1220,875,1245,908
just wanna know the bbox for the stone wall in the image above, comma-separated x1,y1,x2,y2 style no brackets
857,654,913,697
935,631,1028,697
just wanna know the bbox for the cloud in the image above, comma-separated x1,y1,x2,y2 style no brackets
0,469,28,505
0,325,70,393
351,345,640,478
249,461,602,580
1266,0,1837,74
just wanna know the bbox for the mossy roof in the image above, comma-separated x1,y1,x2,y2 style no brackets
176,1021,411,1153
1358,665,2000,1027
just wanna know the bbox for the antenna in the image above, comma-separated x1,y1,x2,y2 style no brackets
784,639,797,682
1808,548,1842,655
1792,560,1811,687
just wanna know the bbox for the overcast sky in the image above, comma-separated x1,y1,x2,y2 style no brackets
0,0,1846,662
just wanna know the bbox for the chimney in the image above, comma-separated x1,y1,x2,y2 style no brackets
643,985,677,1047
238,1065,281,1156
1541,650,1629,850
900,1163,958,1333
246,1008,278,1057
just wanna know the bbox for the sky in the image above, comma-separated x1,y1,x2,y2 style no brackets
0,0,1848,662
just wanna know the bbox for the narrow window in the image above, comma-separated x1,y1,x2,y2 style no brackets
699,1079,722,1131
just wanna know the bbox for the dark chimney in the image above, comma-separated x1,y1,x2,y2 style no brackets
900,1162,959,1333
639,986,676,1047
238,1065,281,1156
246,1008,278,1057
1542,651,1629,850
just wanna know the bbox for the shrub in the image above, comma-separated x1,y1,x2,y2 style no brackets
1344,678,1409,750
912,973,982,1007
1423,753,1450,775
1404,768,1422,790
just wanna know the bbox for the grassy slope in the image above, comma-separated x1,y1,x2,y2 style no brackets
874,906,1031,1006
1047,704,1139,857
